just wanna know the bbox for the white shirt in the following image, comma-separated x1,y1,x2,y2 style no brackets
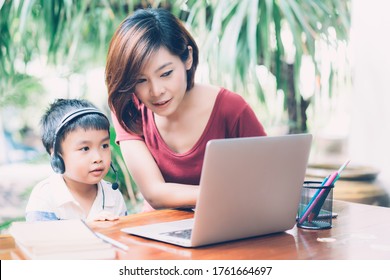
25,173,127,222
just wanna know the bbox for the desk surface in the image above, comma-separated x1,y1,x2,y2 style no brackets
2,200,390,260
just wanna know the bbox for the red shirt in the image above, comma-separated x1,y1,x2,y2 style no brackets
113,88,266,198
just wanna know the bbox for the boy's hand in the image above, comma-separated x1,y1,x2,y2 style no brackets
93,210,119,221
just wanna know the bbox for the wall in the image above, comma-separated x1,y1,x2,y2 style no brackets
348,0,390,189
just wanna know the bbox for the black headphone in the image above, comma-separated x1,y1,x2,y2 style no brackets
50,107,119,190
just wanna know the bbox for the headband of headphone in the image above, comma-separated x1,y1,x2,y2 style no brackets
50,108,108,174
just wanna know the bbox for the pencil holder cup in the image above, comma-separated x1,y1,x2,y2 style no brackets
297,181,334,230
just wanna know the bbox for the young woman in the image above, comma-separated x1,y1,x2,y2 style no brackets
105,8,267,211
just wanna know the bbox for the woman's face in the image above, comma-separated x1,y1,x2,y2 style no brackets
134,47,193,118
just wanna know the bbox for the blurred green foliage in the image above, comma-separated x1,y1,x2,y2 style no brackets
0,1,351,218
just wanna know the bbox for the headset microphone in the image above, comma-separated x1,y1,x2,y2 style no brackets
110,162,119,190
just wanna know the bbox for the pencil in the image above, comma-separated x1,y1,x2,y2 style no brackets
95,232,129,251
299,160,351,224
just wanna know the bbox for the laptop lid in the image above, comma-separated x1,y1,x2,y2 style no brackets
121,134,312,247
189,133,312,247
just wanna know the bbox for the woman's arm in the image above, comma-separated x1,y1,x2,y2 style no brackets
120,140,198,209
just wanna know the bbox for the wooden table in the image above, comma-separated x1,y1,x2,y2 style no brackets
2,200,390,260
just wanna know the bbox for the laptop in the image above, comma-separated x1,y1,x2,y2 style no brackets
121,134,312,247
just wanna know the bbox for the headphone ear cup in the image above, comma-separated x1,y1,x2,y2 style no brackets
50,154,65,174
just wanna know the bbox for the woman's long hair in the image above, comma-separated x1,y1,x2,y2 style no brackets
105,8,199,135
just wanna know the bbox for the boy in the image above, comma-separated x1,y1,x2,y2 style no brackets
26,99,127,222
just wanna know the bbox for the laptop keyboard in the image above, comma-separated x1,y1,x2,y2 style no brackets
160,229,192,239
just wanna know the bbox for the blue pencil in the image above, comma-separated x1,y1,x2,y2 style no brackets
298,176,329,222
299,159,351,224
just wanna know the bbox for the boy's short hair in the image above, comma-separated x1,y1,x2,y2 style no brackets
41,99,110,154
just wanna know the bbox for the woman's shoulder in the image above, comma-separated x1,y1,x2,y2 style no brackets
191,84,249,113
187,84,220,112
192,83,220,98
211,87,250,114
191,84,244,104
217,87,247,102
